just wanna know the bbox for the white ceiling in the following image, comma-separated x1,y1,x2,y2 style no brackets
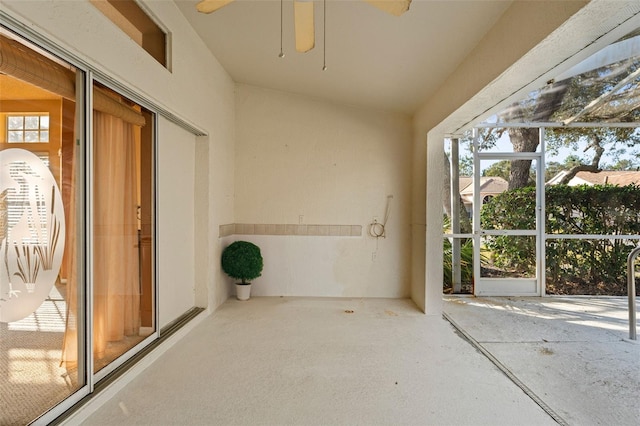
175,0,513,114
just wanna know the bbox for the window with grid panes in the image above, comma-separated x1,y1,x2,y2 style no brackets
7,114,50,143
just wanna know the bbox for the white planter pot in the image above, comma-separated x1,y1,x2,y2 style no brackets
236,283,251,301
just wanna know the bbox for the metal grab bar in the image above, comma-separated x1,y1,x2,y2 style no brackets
626,246,639,340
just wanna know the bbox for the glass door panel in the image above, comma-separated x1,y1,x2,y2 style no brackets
477,158,537,230
92,82,155,376
0,33,85,424
480,234,537,280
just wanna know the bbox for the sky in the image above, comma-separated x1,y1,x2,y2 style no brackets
445,131,638,176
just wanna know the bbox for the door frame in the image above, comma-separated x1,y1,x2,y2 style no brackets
472,128,546,296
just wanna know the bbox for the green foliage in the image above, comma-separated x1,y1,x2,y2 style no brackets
459,155,473,176
480,187,537,273
443,215,484,293
562,154,585,169
482,160,511,181
545,161,565,182
605,157,640,171
544,126,640,174
480,184,640,295
443,238,475,290
545,184,640,294
546,184,640,235
457,128,499,152
221,241,263,285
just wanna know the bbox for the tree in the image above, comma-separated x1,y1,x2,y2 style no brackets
482,160,511,181
494,33,640,187
606,158,639,170
545,161,564,182
562,154,584,169
500,80,569,189
547,127,640,184
459,155,473,176
443,151,471,233
483,159,536,187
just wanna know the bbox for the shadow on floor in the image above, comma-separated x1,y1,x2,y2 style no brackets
443,296,640,426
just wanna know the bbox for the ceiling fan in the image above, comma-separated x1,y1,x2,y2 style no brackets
196,0,412,53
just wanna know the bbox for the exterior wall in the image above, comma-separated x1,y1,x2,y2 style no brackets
157,118,196,328
1,0,236,314
233,84,412,298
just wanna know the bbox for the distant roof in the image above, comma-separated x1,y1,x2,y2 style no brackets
459,177,473,192
459,176,509,195
548,170,640,186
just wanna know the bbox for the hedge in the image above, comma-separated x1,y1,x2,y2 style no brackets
480,184,640,295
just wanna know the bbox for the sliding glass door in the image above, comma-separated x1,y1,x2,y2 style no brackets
90,82,155,378
0,31,86,424
0,28,156,424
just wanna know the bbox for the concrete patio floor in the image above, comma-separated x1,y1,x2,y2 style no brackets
443,296,640,426
71,296,638,426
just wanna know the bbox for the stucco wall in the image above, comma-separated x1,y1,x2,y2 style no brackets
232,84,412,298
157,118,196,328
1,0,236,314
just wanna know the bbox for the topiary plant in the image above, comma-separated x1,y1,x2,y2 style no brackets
221,241,263,285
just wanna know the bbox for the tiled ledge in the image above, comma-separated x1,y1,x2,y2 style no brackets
219,223,362,238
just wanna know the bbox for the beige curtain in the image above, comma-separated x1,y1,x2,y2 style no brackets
61,110,140,366
92,110,140,358
60,125,79,368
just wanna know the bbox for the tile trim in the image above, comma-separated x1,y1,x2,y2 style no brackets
219,223,362,238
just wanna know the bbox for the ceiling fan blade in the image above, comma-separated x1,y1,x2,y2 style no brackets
363,0,412,17
294,0,315,53
196,0,236,14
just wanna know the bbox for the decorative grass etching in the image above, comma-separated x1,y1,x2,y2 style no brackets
1,148,66,321
34,186,60,271
13,242,40,292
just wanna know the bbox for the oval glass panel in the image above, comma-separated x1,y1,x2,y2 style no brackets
0,148,65,322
